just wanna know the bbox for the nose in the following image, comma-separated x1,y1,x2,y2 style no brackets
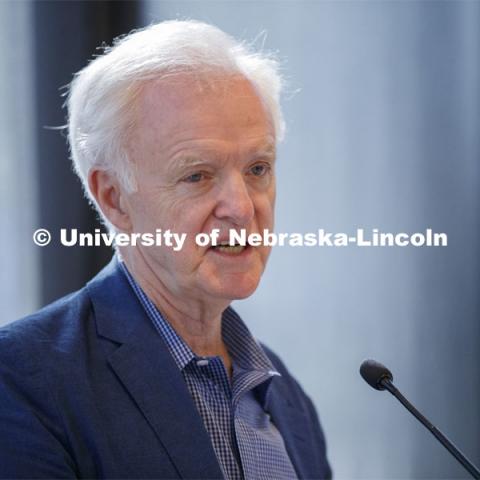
213,172,255,226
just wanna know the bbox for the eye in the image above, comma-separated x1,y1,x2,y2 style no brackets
249,163,271,177
182,172,204,183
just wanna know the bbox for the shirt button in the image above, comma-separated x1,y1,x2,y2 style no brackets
196,359,209,367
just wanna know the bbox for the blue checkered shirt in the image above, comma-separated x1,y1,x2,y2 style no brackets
120,262,298,480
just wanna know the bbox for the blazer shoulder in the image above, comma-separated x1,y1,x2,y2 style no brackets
0,287,93,374
0,292,89,478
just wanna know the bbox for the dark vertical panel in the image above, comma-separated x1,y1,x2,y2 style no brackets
33,1,140,305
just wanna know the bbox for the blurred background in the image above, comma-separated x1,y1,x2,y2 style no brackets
1,1,479,478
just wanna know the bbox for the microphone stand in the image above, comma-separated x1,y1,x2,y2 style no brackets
381,378,480,480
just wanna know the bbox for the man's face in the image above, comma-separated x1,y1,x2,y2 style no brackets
123,74,276,304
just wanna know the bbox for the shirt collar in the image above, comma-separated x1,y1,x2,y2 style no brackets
222,307,280,377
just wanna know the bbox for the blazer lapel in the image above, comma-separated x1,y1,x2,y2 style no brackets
87,257,224,480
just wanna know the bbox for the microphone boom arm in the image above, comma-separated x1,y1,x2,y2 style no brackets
381,378,480,480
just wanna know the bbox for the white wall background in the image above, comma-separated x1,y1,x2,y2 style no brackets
141,2,480,478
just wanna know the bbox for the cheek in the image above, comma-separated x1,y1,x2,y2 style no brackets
255,193,275,227
173,196,218,232
129,191,190,232
254,246,272,272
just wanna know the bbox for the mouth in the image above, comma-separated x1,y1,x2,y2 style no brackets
209,241,250,255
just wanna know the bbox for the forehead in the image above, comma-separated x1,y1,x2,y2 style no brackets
138,72,270,121
129,73,275,163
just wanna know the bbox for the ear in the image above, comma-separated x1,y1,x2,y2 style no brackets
88,169,132,232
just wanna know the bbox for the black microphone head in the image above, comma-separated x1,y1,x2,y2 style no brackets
360,359,393,391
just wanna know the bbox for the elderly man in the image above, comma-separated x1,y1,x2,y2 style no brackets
0,21,331,479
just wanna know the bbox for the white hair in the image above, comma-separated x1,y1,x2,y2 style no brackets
66,20,285,228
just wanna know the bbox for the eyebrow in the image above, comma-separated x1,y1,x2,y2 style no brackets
174,155,209,171
250,142,276,160
168,140,277,174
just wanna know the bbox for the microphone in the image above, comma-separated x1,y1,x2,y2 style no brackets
360,359,480,479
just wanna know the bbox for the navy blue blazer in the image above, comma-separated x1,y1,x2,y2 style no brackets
0,258,331,479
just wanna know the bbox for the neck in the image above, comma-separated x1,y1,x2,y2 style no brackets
119,247,233,376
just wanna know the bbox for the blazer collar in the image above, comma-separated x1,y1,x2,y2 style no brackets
86,257,224,479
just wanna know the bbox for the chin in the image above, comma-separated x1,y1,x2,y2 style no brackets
209,274,261,301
